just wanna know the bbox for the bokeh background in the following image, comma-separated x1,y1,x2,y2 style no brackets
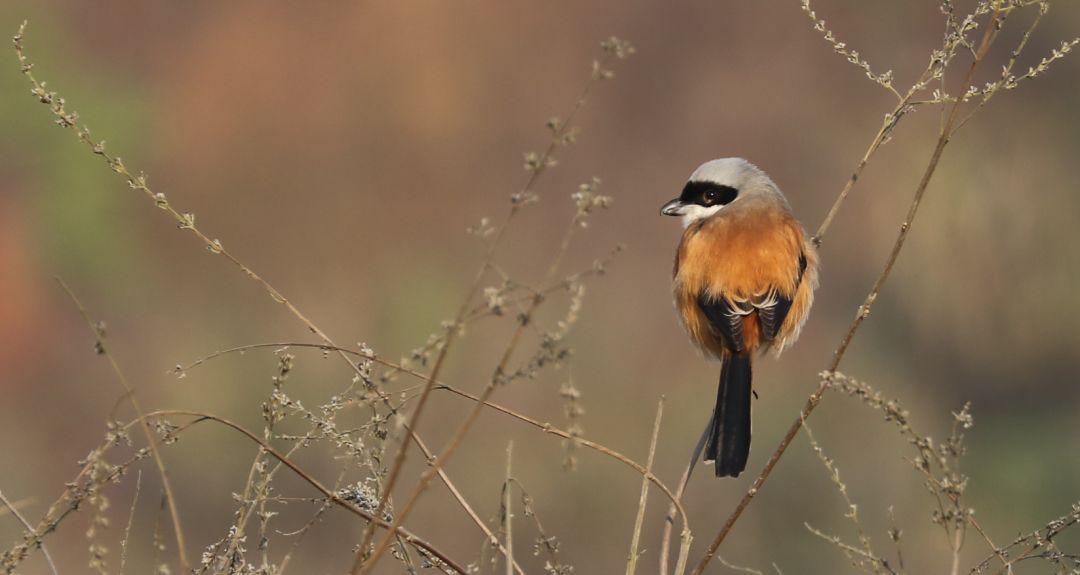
2,1,1079,573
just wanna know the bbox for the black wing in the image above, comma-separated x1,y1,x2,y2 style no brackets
697,294,750,353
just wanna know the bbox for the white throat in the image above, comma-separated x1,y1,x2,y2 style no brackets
681,204,723,228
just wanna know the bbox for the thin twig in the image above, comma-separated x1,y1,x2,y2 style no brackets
359,180,614,572
31,408,462,573
805,524,897,574
118,470,141,575
435,383,691,553
53,277,190,570
971,503,1080,575
964,516,1004,572
177,340,689,529
217,443,269,568
408,430,527,575
0,488,58,575
178,339,638,575
717,555,766,575
276,466,350,575
353,45,624,568
3,414,209,572
0,497,33,519
950,521,965,575
659,403,712,575
139,410,469,574
800,0,904,101
803,421,889,574
812,108,902,246
503,442,515,575
887,506,906,573
626,398,664,575
802,420,881,573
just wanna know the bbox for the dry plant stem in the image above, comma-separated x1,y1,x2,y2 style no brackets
953,3,1051,133
503,442,514,575
22,412,445,572
0,498,33,520
221,445,269,564
950,524,965,575
361,298,539,571
432,384,690,532
12,333,683,575
407,429,527,575
365,274,576,570
221,439,312,563
802,421,889,574
804,524,896,574
690,10,1002,574
812,110,899,245
980,509,1080,575
809,27,936,243
626,399,664,575
5,416,204,569
717,556,766,575
215,384,428,572
812,38,950,245
141,410,468,574
53,278,190,570
964,517,1005,571
659,407,712,575
216,365,418,571
152,494,167,569
0,488,58,575
179,341,690,530
218,413,418,573
118,470,141,575
808,1,1062,244
355,52,615,564
276,468,349,575
887,507,906,572
359,202,596,573
829,372,1010,573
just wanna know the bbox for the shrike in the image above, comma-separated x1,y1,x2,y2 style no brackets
662,158,818,477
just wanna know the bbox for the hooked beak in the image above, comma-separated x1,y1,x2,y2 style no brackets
660,198,687,216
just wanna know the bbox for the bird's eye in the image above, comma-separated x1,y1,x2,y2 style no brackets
703,190,718,204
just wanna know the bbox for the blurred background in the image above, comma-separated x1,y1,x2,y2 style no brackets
2,1,1079,573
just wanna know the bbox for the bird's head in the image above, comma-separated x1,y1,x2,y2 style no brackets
661,158,786,227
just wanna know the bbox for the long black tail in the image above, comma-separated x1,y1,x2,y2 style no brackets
704,352,753,477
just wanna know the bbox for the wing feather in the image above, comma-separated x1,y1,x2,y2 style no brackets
696,294,750,353
757,253,808,342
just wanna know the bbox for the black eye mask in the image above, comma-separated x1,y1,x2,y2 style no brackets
681,181,738,207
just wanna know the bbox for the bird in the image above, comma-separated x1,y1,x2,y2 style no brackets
661,158,818,477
